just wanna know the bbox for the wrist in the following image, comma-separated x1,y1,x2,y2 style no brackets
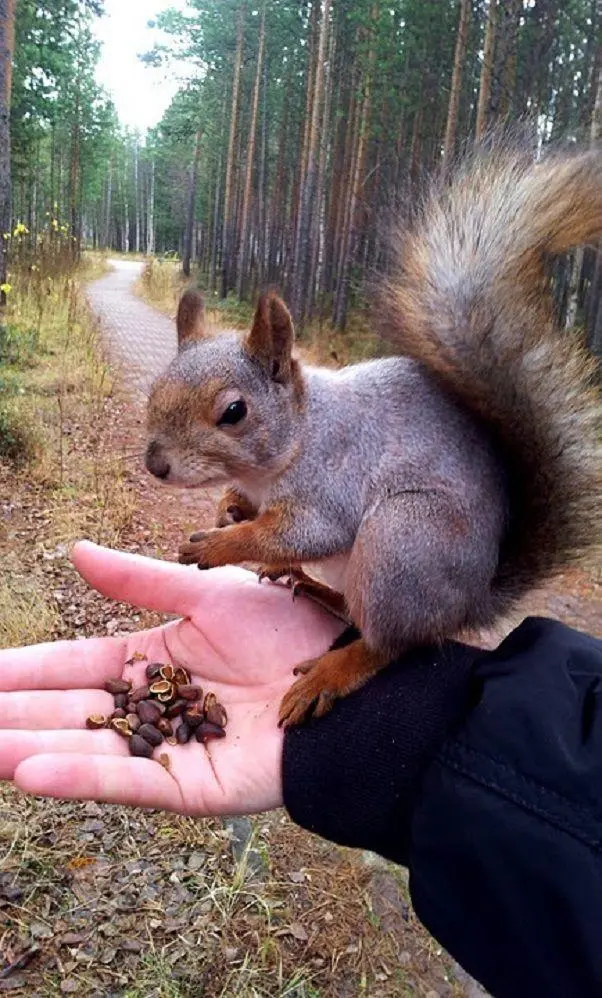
282,640,480,864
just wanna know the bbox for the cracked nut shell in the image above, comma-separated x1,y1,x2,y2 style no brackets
126,713,141,732
203,693,228,728
110,717,132,737
149,679,172,696
85,714,107,730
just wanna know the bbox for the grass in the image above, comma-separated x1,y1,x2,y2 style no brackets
0,557,59,649
135,257,383,366
0,241,136,648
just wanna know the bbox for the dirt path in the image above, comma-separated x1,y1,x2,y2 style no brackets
87,260,176,396
87,259,217,538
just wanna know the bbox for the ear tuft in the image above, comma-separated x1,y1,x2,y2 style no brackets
245,292,294,382
177,290,206,349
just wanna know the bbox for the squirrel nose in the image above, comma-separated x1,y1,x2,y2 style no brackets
145,441,171,480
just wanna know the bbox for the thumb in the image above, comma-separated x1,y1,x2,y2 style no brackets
71,541,255,617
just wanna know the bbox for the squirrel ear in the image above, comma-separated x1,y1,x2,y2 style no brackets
245,293,294,383
176,290,206,349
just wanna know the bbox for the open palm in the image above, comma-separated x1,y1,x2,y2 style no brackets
0,542,344,815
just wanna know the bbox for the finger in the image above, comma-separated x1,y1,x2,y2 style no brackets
0,729,128,779
72,541,255,616
0,635,125,692
15,753,184,811
0,690,111,728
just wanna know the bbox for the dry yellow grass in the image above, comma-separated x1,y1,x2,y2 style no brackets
0,254,136,649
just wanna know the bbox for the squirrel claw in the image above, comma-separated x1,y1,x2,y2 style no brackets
278,663,337,727
293,659,316,676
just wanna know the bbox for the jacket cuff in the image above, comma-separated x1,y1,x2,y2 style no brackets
282,640,480,864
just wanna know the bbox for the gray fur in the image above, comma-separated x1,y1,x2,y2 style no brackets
146,141,602,655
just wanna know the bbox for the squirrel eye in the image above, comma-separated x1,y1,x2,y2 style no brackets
217,399,247,427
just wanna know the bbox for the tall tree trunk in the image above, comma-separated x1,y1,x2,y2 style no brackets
220,1,246,298
69,100,81,261
293,0,320,271
566,60,601,330
183,128,202,278
123,156,130,253
236,3,265,299
104,161,112,249
134,139,141,253
496,0,521,119
307,19,335,317
291,0,332,326
0,0,14,305
475,0,497,140
257,50,269,289
333,6,377,330
146,158,155,256
443,0,471,166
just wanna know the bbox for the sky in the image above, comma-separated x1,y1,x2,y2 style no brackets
93,0,188,134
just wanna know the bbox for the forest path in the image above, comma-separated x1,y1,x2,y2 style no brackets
87,259,176,394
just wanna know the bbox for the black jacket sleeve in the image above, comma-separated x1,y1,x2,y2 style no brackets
282,617,602,998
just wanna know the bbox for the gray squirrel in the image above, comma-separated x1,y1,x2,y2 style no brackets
145,142,602,727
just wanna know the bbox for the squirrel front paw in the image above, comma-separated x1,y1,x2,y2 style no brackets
215,504,247,528
278,658,338,726
179,529,219,569
215,488,257,529
278,640,384,727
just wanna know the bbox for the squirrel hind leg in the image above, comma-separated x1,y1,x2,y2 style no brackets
278,637,386,727
345,489,501,652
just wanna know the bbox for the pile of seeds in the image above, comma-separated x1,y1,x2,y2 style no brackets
86,661,228,763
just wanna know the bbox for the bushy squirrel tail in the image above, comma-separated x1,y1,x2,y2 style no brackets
381,140,602,611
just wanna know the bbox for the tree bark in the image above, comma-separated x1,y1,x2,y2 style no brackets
443,0,471,166
333,6,377,330
220,1,246,298
236,2,265,299
566,60,601,330
183,128,202,278
134,139,141,253
146,157,155,256
291,0,332,326
475,0,497,140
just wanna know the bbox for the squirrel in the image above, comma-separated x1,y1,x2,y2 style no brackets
145,141,602,728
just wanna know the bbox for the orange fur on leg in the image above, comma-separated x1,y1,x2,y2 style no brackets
278,638,387,727
179,506,294,567
214,488,258,528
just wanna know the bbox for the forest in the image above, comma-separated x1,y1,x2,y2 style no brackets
0,0,601,337
0,4,601,993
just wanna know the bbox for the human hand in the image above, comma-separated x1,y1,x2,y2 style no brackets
0,542,344,815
